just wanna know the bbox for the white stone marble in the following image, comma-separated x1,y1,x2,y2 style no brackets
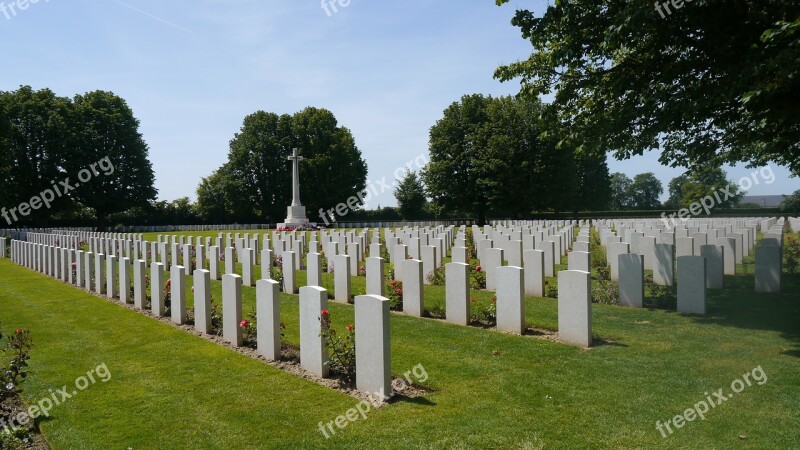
171,265,187,324
483,248,503,290
282,251,296,294
257,279,282,360
366,257,385,296
421,245,437,284
677,256,706,315
241,248,254,287
755,245,781,293
700,245,724,289
718,237,737,275
445,262,470,326
523,249,544,297
106,254,119,298
84,252,94,290
209,246,220,280
300,286,329,377
221,273,243,345
567,251,591,272
351,294,393,400
557,270,592,348
401,259,423,317
496,266,525,334
619,254,644,308
192,269,211,334
307,252,322,287
95,253,105,294
653,244,674,287
333,254,351,303
452,246,468,264
119,257,131,303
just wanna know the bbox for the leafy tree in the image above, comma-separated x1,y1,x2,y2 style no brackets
196,169,231,224
423,94,610,220
780,190,800,213
216,107,367,223
629,173,663,210
665,167,743,210
610,173,633,210
423,94,493,223
0,86,74,225
394,170,427,219
69,90,157,228
571,149,611,213
495,1,800,175
291,107,369,220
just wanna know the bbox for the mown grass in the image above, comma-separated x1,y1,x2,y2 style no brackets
0,231,798,449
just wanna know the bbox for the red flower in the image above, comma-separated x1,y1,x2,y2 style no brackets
390,280,397,287
71,262,77,267
166,279,172,287
397,288,402,295
321,309,329,316
240,320,250,328
346,324,354,331
475,265,482,272
491,296,497,303
470,297,477,303
15,329,22,335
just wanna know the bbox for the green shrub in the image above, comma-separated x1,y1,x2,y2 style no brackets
471,296,497,326
427,266,446,285
386,280,403,311
785,236,799,273
319,310,356,383
425,304,446,319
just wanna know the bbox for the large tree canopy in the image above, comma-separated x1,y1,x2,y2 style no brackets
495,0,800,175
199,107,368,223
422,94,610,222
664,167,743,210
70,90,157,226
0,86,156,227
394,170,427,220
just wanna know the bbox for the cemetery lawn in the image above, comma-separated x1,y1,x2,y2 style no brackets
1,258,799,449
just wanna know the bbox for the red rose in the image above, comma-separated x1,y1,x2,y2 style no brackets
15,329,23,335
321,309,329,316
240,320,250,328
475,266,482,272
346,324,354,331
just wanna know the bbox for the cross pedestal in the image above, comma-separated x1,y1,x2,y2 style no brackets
278,148,308,229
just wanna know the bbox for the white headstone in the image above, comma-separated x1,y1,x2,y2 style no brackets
257,279,282,360
300,286,329,377
222,274,243,346
445,262,470,326
355,295,392,397
557,270,592,348
171,266,187,324
496,266,525,334
677,256,706,315
194,269,212,334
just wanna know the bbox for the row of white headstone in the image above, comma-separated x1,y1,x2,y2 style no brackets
7,236,393,398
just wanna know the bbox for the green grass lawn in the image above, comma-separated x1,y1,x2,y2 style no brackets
1,236,799,448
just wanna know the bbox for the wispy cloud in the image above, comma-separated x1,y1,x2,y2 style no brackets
113,0,193,34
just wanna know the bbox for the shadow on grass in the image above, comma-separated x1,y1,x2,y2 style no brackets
689,271,800,357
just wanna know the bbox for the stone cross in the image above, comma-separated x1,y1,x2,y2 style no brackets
288,148,304,207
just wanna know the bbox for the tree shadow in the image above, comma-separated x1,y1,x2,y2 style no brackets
688,271,800,357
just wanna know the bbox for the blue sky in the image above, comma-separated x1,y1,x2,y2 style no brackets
2,0,797,207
